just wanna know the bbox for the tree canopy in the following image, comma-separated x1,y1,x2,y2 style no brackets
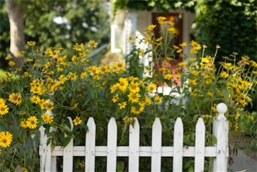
0,0,110,68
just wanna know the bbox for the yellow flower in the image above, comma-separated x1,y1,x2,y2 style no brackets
74,43,84,51
189,79,197,86
178,62,187,67
179,42,187,47
235,112,240,120
220,71,228,78
247,115,254,121
87,40,98,48
0,104,8,115
43,101,54,111
112,94,119,103
8,61,15,66
118,78,129,92
157,16,166,24
0,98,5,105
204,114,210,119
69,72,78,81
146,24,156,31
139,49,144,56
145,96,152,106
176,49,182,53
123,116,133,123
30,95,40,104
131,106,140,115
9,93,22,105
128,92,140,103
154,96,162,104
27,41,36,46
144,37,151,42
129,82,140,93
147,83,156,92
164,74,173,80
18,51,25,57
118,102,127,109
41,113,54,124
168,27,176,34
20,120,28,128
206,91,214,97
5,56,12,60
27,116,38,129
79,161,85,167
110,83,119,93
19,111,26,115
80,72,88,79
23,168,28,172
0,131,13,148
73,116,82,126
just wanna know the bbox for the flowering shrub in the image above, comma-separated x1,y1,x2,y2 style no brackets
0,17,256,171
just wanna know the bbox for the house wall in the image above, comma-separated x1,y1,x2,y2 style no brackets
111,9,195,56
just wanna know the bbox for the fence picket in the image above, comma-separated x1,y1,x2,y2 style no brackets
63,138,73,171
194,118,205,172
40,127,46,172
151,118,162,172
129,118,140,172
86,117,96,172
107,117,117,171
173,117,183,172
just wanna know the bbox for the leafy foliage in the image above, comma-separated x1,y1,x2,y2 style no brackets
0,0,110,68
194,0,257,62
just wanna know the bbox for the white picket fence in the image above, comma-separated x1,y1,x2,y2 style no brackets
39,103,229,172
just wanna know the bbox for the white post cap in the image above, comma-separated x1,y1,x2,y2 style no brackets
216,103,227,120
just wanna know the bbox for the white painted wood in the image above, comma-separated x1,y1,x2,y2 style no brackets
63,117,74,171
41,145,219,157
45,137,52,172
213,103,229,172
63,138,73,171
213,119,229,172
194,118,205,172
151,118,162,172
173,117,184,172
39,114,229,172
124,11,138,56
40,127,46,172
50,156,57,172
129,118,140,172
86,117,96,172
107,117,117,171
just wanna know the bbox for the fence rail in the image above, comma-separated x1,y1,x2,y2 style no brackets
39,103,229,172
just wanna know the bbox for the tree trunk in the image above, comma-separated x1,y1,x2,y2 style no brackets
6,0,24,68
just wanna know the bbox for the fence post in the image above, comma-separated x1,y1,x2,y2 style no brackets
212,103,229,172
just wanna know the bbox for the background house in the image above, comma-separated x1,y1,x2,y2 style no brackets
111,9,195,56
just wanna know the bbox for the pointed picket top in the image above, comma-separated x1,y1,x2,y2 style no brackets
151,118,162,172
108,117,117,127
67,116,74,130
194,118,205,172
129,118,140,172
173,117,184,172
86,117,96,172
107,117,117,171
